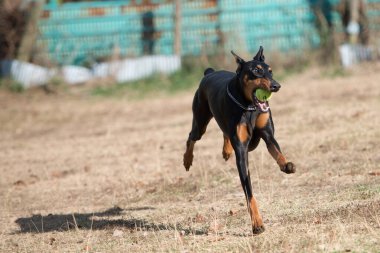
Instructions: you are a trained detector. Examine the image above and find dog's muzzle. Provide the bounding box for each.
[270,80,281,92]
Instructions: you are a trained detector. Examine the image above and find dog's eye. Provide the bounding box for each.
[252,67,264,77]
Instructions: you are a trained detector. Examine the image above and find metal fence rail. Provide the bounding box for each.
[36,0,380,65]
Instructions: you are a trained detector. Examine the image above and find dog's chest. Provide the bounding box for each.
[255,113,269,129]
[240,111,269,130]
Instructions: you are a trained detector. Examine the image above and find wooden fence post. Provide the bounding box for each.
[17,0,45,62]
[174,0,182,56]
[349,0,359,44]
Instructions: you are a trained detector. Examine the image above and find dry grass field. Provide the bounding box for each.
[0,65,380,252]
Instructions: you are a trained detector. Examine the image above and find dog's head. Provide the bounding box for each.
[231,46,280,103]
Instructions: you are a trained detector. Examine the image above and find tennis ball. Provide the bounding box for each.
[255,89,272,102]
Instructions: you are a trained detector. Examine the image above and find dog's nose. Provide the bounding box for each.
[270,80,281,92]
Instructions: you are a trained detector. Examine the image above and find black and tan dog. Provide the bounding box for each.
[183,46,295,234]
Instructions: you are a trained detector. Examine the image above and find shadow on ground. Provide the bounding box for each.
[15,206,207,235]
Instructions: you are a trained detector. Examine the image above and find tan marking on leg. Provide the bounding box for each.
[183,140,195,171]
[268,144,290,173]
[255,112,269,129]
[268,145,295,173]
[249,196,264,233]
[276,154,287,167]
[268,145,286,166]
[222,135,233,161]
[237,123,249,143]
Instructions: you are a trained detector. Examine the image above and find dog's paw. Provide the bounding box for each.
[252,225,265,235]
[281,162,296,174]
[222,151,231,161]
[183,153,193,171]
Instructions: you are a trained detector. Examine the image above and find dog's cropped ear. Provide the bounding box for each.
[231,50,245,65]
[253,46,265,62]
[231,50,245,75]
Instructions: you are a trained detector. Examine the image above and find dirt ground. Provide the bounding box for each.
[0,65,380,252]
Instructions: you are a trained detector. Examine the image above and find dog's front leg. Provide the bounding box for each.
[232,124,265,234]
[259,116,295,174]
[265,135,295,174]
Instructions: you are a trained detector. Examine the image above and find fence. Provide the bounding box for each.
[36,0,380,65]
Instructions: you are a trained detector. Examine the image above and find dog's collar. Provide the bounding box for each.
[226,84,270,112]
[227,84,256,111]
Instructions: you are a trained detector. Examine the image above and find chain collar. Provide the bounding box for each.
[226,83,256,111]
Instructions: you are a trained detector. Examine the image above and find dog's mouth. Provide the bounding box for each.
[253,90,270,112]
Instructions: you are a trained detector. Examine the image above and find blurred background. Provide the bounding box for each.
[0,0,379,91]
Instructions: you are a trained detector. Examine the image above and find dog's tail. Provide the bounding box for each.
[204,68,215,76]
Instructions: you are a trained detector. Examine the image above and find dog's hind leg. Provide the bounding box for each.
[183,90,212,171]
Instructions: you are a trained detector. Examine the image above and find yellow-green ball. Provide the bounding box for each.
[255,89,272,102]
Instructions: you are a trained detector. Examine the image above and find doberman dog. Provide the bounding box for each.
[183,46,295,234]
